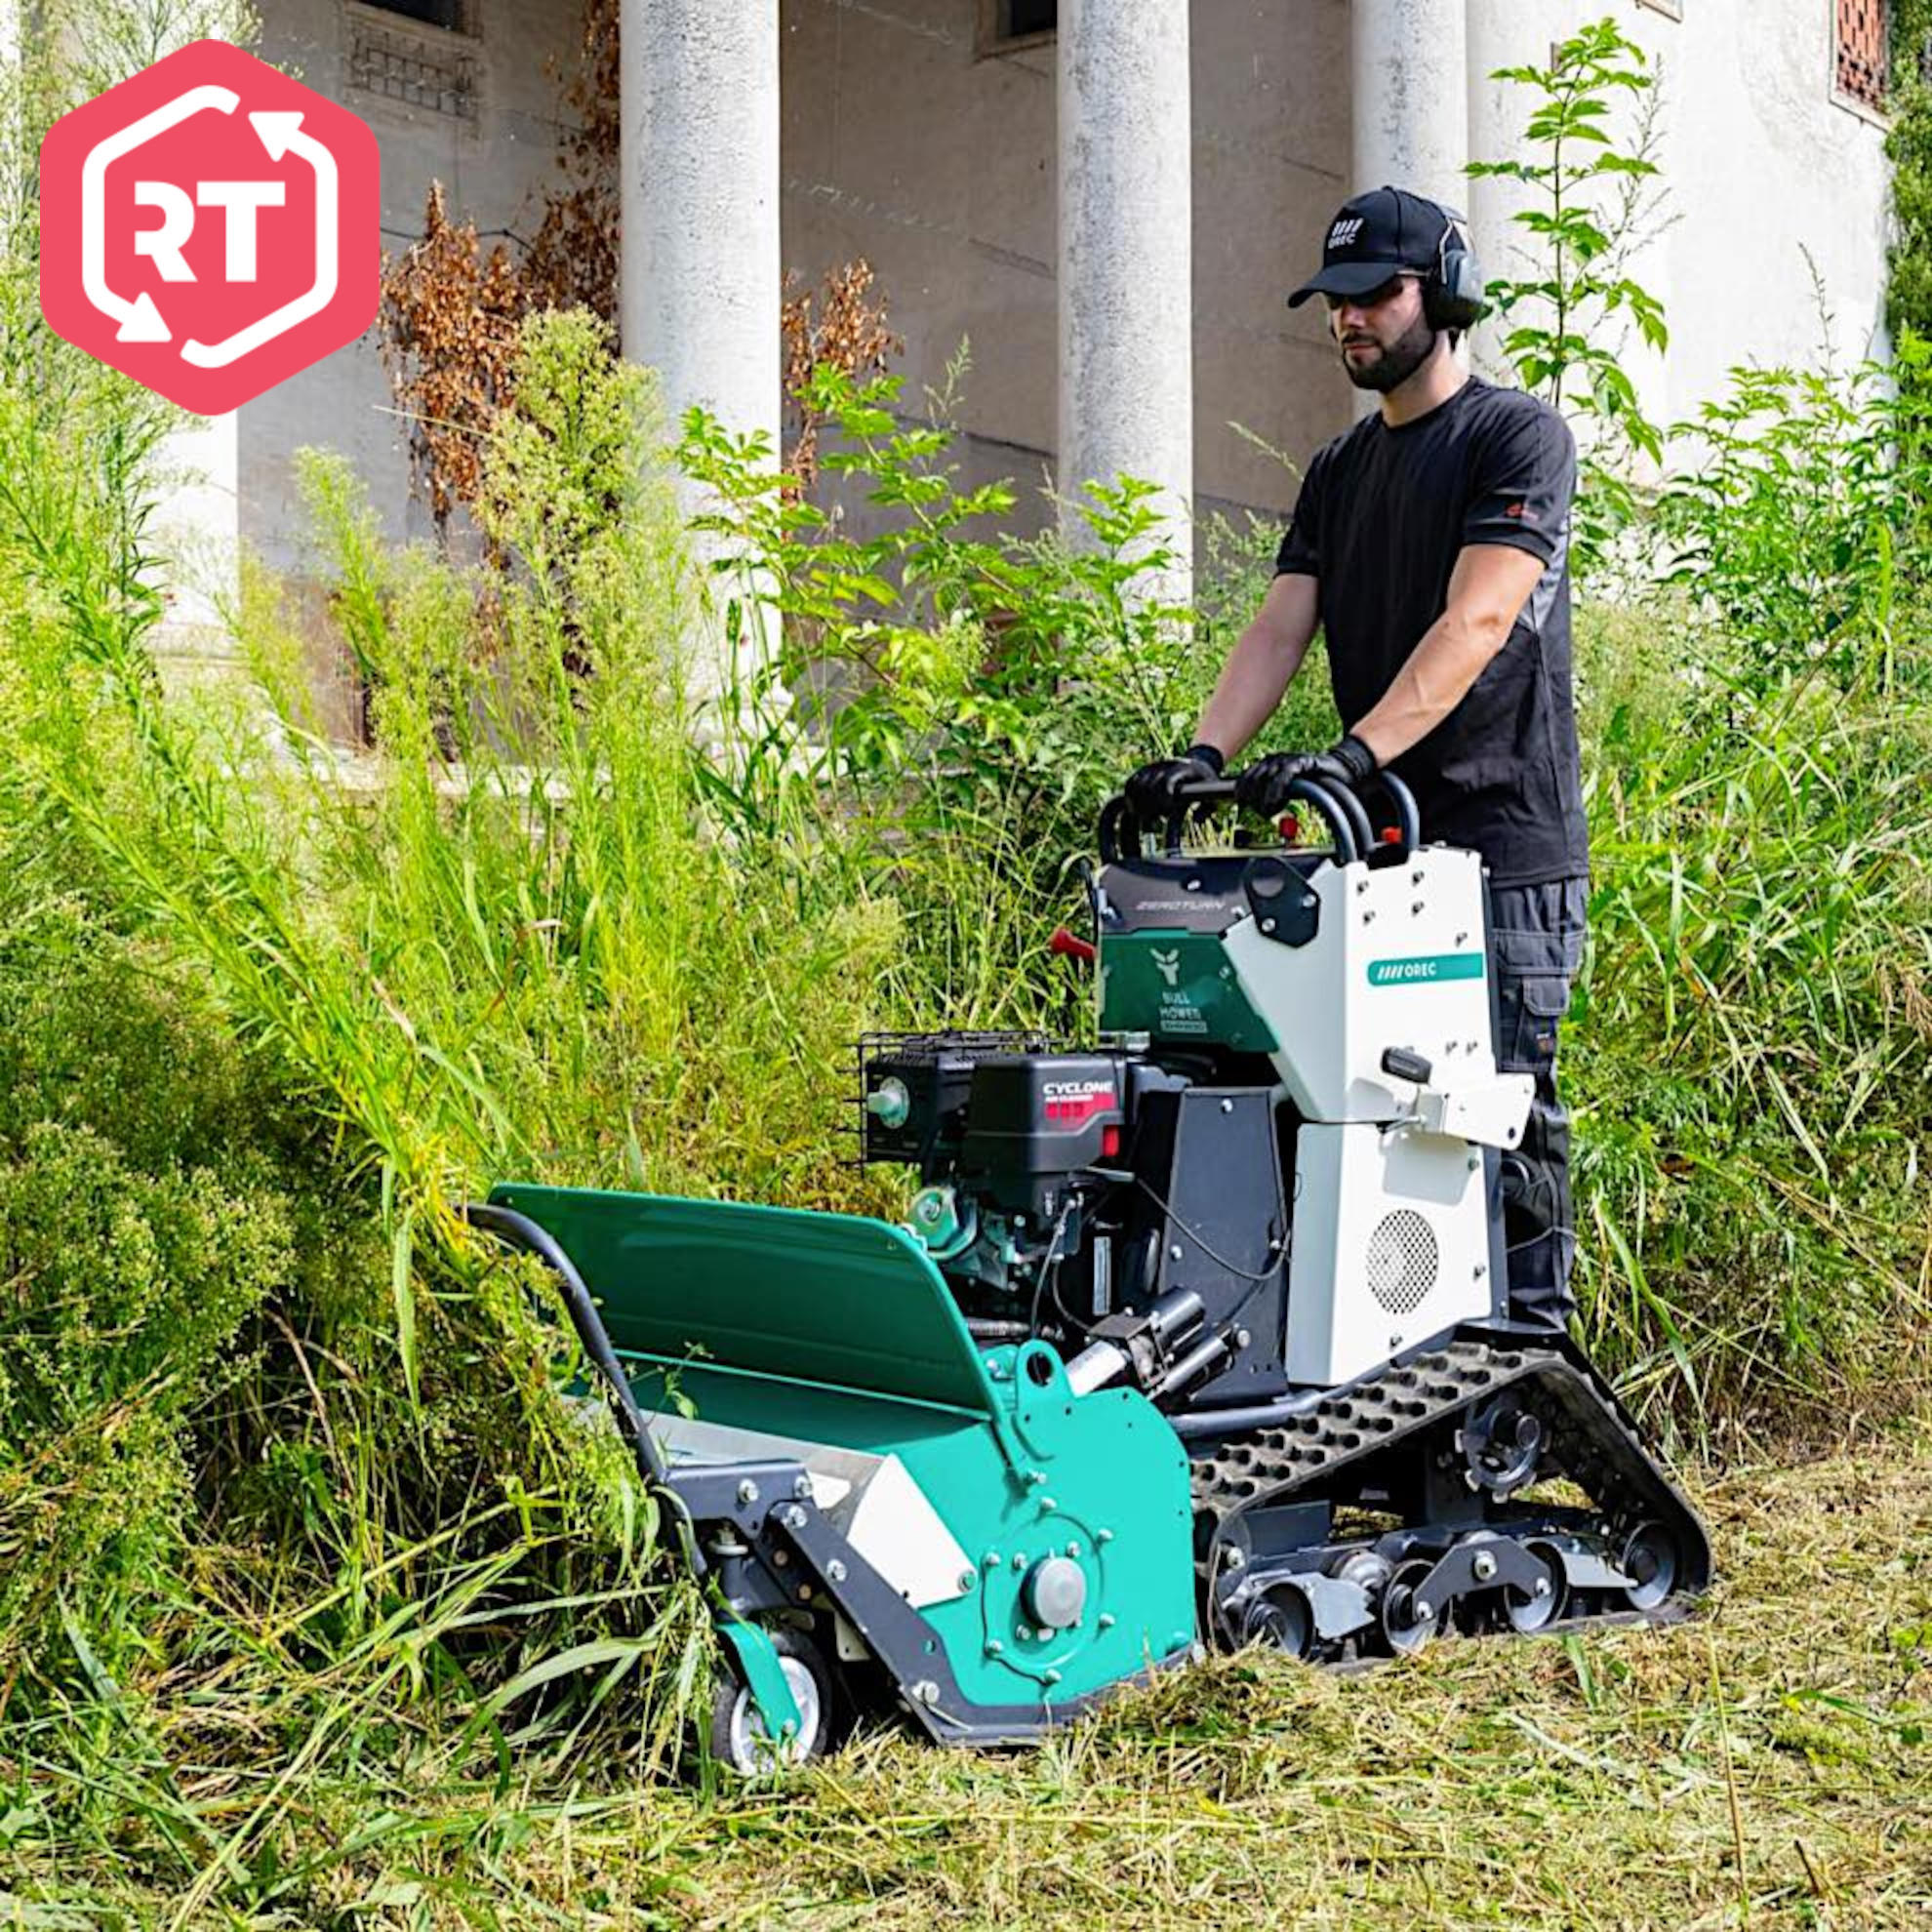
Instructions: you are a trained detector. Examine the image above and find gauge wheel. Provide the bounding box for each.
[708,1629,831,1774]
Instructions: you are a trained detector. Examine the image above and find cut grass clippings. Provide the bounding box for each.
[6,1420,1927,1930]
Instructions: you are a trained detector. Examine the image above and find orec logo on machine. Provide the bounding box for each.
[1366,952,1486,987]
[39,40,380,414]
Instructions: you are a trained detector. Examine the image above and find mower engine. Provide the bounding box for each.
[860,1031,1287,1409]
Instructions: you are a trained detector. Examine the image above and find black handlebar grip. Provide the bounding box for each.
[1380,1047,1434,1085]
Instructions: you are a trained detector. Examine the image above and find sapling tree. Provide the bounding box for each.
[1469,17,1670,570]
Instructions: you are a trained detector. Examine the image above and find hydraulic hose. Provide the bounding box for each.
[459,1200,707,1579]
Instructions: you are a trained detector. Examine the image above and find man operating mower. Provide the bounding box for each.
[1127,184,1586,1332]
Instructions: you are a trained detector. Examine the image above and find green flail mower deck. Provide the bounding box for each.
[467,1186,1198,1760]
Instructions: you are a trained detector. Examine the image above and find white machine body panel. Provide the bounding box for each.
[1288,1121,1493,1386]
[1223,845,1504,1124]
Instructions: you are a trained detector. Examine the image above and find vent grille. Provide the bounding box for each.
[1366,1210,1438,1315]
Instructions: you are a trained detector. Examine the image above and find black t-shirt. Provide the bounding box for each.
[1274,378,1588,887]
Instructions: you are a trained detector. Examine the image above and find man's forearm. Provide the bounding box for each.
[1195,620,1313,759]
[1349,545,1545,764]
[1348,608,1502,764]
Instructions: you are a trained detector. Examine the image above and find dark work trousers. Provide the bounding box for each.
[1489,877,1589,1330]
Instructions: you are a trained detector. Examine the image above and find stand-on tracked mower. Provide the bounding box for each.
[465,767,1710,1770]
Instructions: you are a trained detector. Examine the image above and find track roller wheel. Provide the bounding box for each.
[708,1630,831,1774]
[1503,1539,1566,1633]
[1380,1558,1437,1656]
[1619,1520,1680,1613]
[1242,1580,1317,1661]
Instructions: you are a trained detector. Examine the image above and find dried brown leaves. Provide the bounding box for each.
[377,0,899,529]
[377,181,525,535]
[782,259,905,491]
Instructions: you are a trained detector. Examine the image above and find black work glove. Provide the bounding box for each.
[1125,743,1225,823]
[1321,732,1380,788]
[1236,734,1378,815]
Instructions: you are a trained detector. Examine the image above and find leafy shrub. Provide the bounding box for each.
[1655,342,1932,692]
[679,365,1340,1026]
[0,890,305,1689]
[1469,17,1670,571]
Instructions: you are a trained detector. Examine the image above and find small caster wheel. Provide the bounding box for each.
[709,1630,831,1773]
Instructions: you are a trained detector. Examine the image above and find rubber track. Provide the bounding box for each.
[1188,1334,1712,1593]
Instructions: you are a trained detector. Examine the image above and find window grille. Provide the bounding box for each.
[1836,0,1890,112]
[347,14,479,120]
[363,0,465,29]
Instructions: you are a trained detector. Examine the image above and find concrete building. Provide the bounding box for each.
[163,0,1894,677]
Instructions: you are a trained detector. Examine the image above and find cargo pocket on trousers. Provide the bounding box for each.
[1511,972,1571,1069]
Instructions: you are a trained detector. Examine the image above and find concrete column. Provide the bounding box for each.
[620,0,780,687]
[1466,0,1535,376]
[621,0,780,463]
[1351,0,1469,209]
[1057,0,1191,600]
[1348,0,1470,411]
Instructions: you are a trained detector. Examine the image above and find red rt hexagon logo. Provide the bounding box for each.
[39,39,380,415]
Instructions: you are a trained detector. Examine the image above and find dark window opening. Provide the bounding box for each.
[364,0,464,31]
[1836,0,1890,112]
[984,0,1056,50]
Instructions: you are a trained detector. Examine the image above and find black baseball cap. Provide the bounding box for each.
[1287,185,1450,308]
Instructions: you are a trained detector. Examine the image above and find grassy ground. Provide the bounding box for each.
[18,1421,1921,1931]
[567,1428,1932,1931]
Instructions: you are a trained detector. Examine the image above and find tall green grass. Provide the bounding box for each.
[1,191,1930,1931]
[1571,605,1932,1442]
[0,311,888,1890]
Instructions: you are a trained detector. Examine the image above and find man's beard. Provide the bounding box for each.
[1341,313,1437,392]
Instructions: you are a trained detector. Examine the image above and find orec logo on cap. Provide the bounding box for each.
[1328,216,1366,251]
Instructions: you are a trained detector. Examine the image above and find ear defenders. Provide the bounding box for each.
[1424,206,1489,332]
